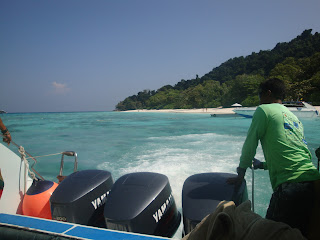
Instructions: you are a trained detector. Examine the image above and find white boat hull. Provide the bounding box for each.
[233,102,319,119]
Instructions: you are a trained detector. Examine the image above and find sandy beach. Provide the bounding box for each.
[125,107,237,115]
[125,106,320,116]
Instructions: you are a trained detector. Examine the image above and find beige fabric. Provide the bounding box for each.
[182,200,306,240]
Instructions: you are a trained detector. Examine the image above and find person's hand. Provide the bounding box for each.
[227,167,246,185]
[251,158,264,169]
[2,129,11,145]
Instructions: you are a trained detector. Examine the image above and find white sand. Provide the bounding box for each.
[124,107,236,114]
[124,106,320,115]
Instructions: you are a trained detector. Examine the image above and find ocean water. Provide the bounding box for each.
[2,112,320,235]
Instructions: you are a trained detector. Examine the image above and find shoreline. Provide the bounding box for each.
[124,106,320,115]
[124,107,236,115]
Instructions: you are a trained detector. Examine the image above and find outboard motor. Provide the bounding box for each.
[182,172,248,236]
[104,172,181,237]
[50,169,113,227]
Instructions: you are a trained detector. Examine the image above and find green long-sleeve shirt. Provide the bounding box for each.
[239,103,320,191]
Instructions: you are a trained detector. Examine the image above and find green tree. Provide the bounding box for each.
[224,74,264,106]
[115,30,320,110]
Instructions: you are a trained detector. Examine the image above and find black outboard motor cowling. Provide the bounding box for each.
[182,172,248,235]
[104,172,181,237]
[50,170,113,227]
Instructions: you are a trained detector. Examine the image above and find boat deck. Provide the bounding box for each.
[0,213,168,240]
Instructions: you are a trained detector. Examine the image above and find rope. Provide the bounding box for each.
[18,146,38,181]
[25,152,62,160]
[5,139,56,181]
[4,137,62,160]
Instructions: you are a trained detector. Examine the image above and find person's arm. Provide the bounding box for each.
[0,118,6,131]
[239,107,267,169]
[0,118,11,145]
[227,107,267,185]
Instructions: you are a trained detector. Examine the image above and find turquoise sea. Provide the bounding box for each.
[1,112,320,225]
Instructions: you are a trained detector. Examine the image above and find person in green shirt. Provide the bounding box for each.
[228,78,320,236]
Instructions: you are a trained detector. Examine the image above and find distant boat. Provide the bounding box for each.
[233,101,319,118]
[0,110,7,114]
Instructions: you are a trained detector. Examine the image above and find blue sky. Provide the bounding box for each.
[1,0,320,112]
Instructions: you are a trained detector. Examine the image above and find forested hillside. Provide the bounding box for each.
[115,29,320,111]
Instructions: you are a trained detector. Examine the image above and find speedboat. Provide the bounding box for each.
[0,110,7,114]
[0,142,248,239]
[233,101,319,118]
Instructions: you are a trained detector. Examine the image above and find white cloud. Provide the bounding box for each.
[52,81,70,94]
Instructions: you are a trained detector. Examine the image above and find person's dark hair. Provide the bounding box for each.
[259,78,286,100]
